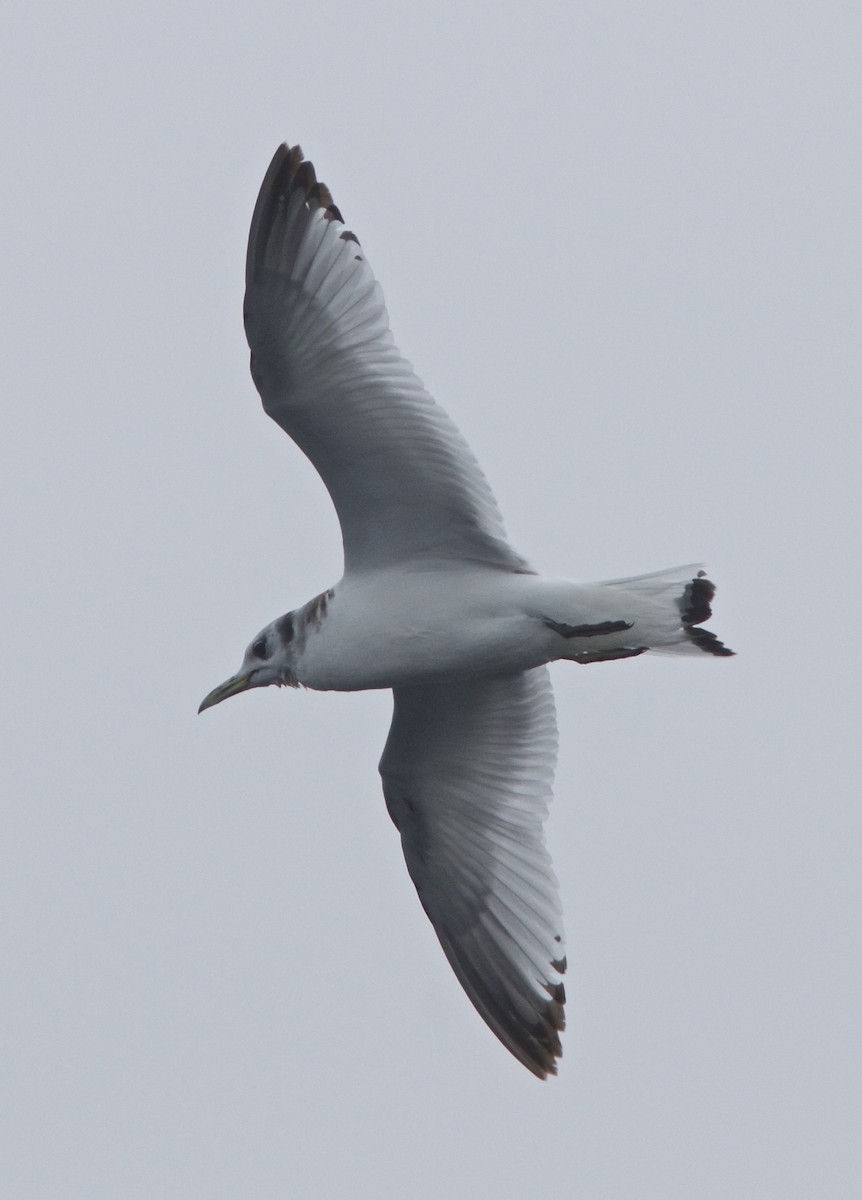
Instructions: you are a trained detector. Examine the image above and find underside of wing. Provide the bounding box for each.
[244,144,528,576]
[379,668,566,1078]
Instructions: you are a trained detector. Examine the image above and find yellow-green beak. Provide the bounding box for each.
[198,672,255,713]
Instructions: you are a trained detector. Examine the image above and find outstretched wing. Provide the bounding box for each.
[244,144,528,577]
[379,668,566,1078]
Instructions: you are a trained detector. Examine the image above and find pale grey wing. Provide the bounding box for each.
[244,144,529,577]
[379,668,566,1079]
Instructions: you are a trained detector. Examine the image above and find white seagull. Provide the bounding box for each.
[200,144,734,1078]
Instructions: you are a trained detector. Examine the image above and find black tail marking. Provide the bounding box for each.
[688,626,735,656]
[681,572,716,626]
[680,572,735,657]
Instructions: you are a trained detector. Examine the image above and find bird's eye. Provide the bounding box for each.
[251,638,268,659]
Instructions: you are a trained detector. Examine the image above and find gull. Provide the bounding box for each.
[199,144,734,1079]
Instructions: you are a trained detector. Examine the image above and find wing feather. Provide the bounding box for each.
[379,668,566,1078]
[244,144,529,576]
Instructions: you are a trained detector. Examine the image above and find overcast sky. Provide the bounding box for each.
[3,2,860,1196]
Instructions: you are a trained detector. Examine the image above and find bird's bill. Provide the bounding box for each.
[198,672,254,713]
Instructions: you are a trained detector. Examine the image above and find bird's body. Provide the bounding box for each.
[268,564,718,692]
[201,144,733,1078]
[293,565,541,690]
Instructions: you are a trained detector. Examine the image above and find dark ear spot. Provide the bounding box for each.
[251,638,268,659]
[276,613,295,644]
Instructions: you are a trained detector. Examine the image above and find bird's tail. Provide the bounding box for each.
[542,565,734,663]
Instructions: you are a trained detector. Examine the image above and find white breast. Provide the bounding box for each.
[294,566,554,692]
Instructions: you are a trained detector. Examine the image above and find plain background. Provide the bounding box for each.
[2,2,860,1196]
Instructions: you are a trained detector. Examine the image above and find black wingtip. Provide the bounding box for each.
[246,142,360,290]
[521,968,567,1081]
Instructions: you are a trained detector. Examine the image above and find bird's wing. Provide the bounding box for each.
[379,667,566,1078]
[244,144,529,577]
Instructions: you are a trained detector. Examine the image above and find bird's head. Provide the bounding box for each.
[198,613,298,713]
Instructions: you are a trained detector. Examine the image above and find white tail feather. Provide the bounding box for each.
[538,565,734,661]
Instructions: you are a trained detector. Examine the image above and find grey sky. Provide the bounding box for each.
[3,1,860,1196]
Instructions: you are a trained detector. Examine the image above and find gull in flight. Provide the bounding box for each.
[200,144,734,1078]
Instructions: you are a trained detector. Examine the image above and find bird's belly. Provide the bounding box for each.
[296,576,551,691]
